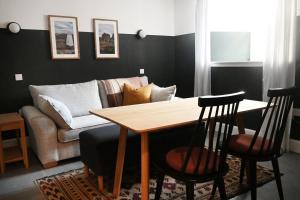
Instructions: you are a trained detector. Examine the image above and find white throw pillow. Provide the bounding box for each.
[151,84,177,102]
[38,95,73,129]
[29,80,102,117]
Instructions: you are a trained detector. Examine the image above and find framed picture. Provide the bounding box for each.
[93,19,119,59]
[48,15,80,59]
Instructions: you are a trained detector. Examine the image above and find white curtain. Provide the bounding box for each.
[194,0,211,97]
[263,0,296,151]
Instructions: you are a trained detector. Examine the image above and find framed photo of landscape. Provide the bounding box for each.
[93,19,119,59]
[48,15,80,59]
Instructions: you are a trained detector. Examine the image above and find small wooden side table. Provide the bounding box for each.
[0,113,29,173]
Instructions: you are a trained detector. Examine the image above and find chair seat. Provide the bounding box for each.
[166,147,219,175]
[229,134,272,156]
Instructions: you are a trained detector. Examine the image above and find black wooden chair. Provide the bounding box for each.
[153,91,245,200]
[227,87,296,200]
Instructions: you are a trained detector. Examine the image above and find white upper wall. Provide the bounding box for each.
[0,0,175,36]
[298,0,300,15]
[1,0,299,37]
[175,0,196,36]
[175,0,300,36]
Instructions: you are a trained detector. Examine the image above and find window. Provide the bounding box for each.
[208,0,272,63]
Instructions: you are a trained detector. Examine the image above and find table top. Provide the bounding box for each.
[0,113,23,125]
[91,97,268,133]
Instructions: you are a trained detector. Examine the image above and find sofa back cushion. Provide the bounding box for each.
[98,76,148,107]
[29,80,102,117]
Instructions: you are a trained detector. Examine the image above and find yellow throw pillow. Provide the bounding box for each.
[122,83,152,106]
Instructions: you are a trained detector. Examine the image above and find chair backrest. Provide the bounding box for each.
[248,87,296,156]
[180,91,245,175]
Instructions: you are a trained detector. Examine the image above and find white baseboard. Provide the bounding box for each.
[290,139,300,154]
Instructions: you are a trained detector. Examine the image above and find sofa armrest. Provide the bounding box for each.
[20,106,59,166]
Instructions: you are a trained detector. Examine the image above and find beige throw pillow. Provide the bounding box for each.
[151,84,177,102]
[38,95,73,129]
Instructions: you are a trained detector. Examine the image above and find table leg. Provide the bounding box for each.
[0,131,4,173]
[112,127,128,198]
[20,122,29,169]
[141,132,149,200]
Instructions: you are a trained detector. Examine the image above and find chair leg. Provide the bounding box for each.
[272,158,284,200]
[210,179,217,199]
[240,159,246,184]
[186,182,194,200]
[97,176,104,192]
[83,165,89,177]
[154,173,165,200]
[249,160,257,200]
[218,177,227,200]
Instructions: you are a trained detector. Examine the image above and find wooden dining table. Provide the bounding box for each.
[90,97,269,200]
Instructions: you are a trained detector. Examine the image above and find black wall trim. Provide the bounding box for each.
[0,29,175,113]
[295,16,300,108]
[2,27,300,132]
[175,33,195,97]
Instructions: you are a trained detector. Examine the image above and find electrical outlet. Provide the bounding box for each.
[15,74,23,81]
[140,69,144,74]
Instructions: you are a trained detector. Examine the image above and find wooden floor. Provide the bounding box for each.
[0,150,300,200]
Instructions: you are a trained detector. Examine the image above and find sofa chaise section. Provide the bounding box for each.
[21,105,113,168]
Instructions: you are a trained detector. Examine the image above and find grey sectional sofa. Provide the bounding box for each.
[21,76,149,168]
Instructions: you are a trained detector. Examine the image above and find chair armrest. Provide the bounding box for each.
[20,106,59,165]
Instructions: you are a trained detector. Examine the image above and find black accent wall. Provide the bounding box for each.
[211,66,263,129]
[0,29,175,113]
[1,27,300,133]
[175,33,195,97]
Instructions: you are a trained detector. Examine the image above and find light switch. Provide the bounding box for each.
[15,74,23,81]
[140,69,144,74]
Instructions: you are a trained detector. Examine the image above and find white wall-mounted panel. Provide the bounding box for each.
[0,0,175,36]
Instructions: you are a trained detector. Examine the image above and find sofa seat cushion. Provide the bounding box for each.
[29,80,102,117]
[58,115,112,143]
[70,115,110,129]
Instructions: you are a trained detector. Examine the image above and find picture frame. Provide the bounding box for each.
[93,18,119,59]
[48,15,80,59]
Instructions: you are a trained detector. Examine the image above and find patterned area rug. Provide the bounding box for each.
[35,157,275,200]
